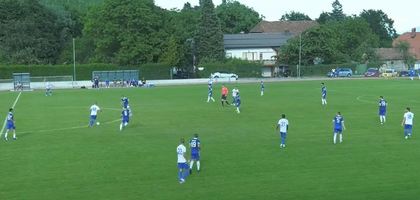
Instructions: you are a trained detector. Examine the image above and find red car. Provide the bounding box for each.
[364,68,380,77]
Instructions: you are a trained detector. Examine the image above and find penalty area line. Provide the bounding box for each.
[0,92,22,135]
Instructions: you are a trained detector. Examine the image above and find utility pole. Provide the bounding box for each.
[73,38,76,84]
[298,33,302,78]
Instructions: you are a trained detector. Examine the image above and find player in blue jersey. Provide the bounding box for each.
[121,96,129,108]
[378,96,387,125]
[4,108,17,141]
[260,80,265,96]
[177,138,189,184]
[89,103,101,127]
[333,112,346,144]
[189,134,201,174]
[235,93,241,114]
[121,96,132,117]
[120,108,130,131]
[321,83,327,106]
[207,82,215,102]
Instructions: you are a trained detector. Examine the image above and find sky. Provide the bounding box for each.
[154,0,420,34]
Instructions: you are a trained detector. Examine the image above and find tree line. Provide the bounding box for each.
[0,0,399,68]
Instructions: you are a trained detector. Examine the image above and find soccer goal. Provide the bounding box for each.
[92,70,140,88]
[13,73,32,91]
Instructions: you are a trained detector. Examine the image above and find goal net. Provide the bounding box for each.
[13,73,31,91]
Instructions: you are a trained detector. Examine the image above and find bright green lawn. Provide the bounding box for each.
[0,79,419,200]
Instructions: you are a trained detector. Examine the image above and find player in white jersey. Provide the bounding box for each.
[402,107,414,139]
[260,80,265,96]
[232,88,239,106]
[45,82,53,96]
[276,114,289,148]
[321,83,327,106]
[89,103,101,127]
[177,138,189,184]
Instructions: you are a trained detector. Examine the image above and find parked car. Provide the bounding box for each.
[364,68,380,77]
[210,72,238,80]
[172,69,191,79]
[399,70,410,77]
[381,69,398,77]
[327,68,353,77]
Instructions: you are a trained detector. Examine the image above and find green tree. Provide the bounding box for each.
[331,0,345,21]
[317,0,346,24]
[281,17,379,65]
[395,41,416,68]
[280,11,312,21]
[360,9,397,47]
[84,0,168,65]
[216,0,261,33]
[160,36,181,66]
[0,0,69,64]
[196,0,224,62]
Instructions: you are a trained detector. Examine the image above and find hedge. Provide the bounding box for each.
[0,63,172,80]
[0,61,262,80]
[289,63,359,77]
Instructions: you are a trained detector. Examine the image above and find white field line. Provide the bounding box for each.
[1,92,22,135]
[356,95,377,104]
[18,118,121,135]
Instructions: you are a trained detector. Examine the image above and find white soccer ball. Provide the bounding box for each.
[96,122,100,125]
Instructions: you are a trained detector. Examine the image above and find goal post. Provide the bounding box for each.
[13,73,31,91]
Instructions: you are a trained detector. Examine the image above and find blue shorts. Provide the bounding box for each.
[379,109,386,116]
[6,121,15,129]
[322,95,326,99]
[236,101,241,107]
[404,125,413,133]
[177,163,189,169]
[334,128,342,134]
[122,117,129,123]
[191,152,200,160]
[90,115,97,120]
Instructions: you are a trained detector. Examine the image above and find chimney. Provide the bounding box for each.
[411,28,416,38]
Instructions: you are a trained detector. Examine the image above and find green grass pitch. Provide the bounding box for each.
[0,79,419,200]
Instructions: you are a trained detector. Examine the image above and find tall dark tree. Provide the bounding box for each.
[280,11,312,21]
[331,0,345,21]
[360,9,397,47]
[317,0,346,24]
[0,0,69,64]
[196,0,224,62]
[216,0,261,33]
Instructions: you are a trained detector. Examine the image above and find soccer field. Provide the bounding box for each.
[0,79,419,200]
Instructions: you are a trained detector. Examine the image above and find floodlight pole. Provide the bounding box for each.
[298,33,302,78]
[73,38,76,84]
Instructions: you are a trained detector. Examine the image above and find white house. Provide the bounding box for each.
[223,21,319,77]
[223,33,292,77]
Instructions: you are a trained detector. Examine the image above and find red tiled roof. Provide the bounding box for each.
[250,20,318,35]
[393,32,420,59]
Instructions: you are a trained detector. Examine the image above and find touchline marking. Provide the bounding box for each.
[18,118,121,135]
[0,92,22,135]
